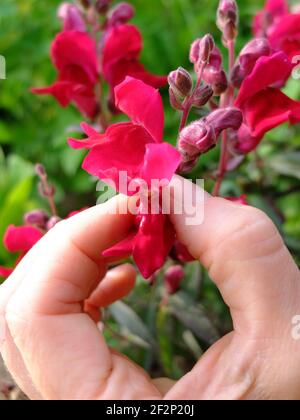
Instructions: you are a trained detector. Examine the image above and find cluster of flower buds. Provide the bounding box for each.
[168,66,214,111]
[178,107,243,173]
[164,265,185,295]
[231,38,271,88]
[190,37,228,96]
[217,0,239,46]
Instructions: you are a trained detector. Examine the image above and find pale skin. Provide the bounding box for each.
[0,176,300,400]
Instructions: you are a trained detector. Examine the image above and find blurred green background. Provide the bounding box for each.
[0,0,300,379]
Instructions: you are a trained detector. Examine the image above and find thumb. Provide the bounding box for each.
[169,176,300,337]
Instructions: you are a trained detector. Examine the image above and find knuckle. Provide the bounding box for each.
[206,205,283,272]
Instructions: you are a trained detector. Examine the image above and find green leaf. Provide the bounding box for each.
[156,306,174,377]
[109,301,155,347]
[267,152,300,180]
[169,291,220,345]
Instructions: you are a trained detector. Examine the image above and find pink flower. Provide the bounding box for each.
[254,0,300,60]
[32,31,99,119]
[69,77,181,278]
[0,225,43,279]
[234,51,300,153]
[102,24,167,109]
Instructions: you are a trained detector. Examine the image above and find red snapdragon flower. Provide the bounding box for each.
[0,225,44,279]
[69,77,181,278]
[32,31,99,119]
[254,0,300,60]
[0,210,86,280]
[234,51,300,153]
[102,24,167,109]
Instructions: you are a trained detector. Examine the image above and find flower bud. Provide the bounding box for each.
[47,216,62,231]
[95,0,112,14]
[231,38,271,88]
[205,107,243,134]
[190,39,201,64]
[24,210,49,229]
[58,3,86,32]
[217,0,238,43]
[179,121,216,165]
[165,265,185,295]
[107,2,135,26]
[217,0,238,28]
[192,84,213,108]
[203,68,228,95]
[169,88,184,111]
[178,108,243,173]
[190,35,215,66]
[35,163,46,177]
[168,67,193,98]
[199,34,215,63]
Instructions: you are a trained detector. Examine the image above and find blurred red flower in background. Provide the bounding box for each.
[0,225,44,279]
[234,51,300,153]
[254,0,300,60]
[32,31,99,119]
[102,24,167,110]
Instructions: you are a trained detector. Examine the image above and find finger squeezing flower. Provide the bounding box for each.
[69,77,182,279]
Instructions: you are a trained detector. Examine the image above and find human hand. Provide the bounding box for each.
[1,178,300,400]
[164,176,300,400]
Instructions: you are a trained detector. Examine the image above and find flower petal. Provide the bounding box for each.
[68,123,105,150]
[102,24,142,81]
[102,232,136,259]
[0,266,13,279]
[4,225,44,254]
[115,77,164,142]
[82,123,153,192]
[133,214,175,279]
[140,143,181,185]
[51,31,98,84]
[32,81,74,107]
[32,79,98,119]
[242,88,300,138]
[235,52,292,108]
